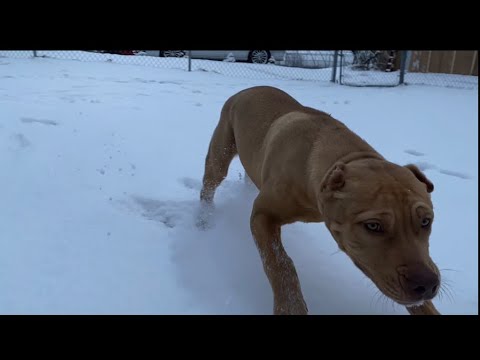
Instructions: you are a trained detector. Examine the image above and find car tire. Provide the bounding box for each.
[248,50,271,64]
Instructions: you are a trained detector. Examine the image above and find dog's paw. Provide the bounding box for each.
[195,202,215,230]
[195,216,213,231]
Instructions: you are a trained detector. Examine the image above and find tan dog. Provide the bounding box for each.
[199,86,441,315]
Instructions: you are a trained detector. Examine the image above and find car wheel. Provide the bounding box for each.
[248,50,271,64]
[160,50,186,58]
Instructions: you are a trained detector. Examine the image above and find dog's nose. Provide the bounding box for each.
[400,265,440,300]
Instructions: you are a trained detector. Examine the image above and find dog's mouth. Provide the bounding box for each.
[351,259,396,298]
[375,284,428,307]
[351,258,434,306]
[366,275,434,307]
[398,300,426,308]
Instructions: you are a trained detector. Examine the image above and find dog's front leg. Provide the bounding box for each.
[406,300,441,315]
[250,200,308,315]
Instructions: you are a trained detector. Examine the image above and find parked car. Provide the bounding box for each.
[93,50,140,55]
[283,51,355,69]
[140,50,286,64]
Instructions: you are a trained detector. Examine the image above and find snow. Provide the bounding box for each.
[0,53,477,315]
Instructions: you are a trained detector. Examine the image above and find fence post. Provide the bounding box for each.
[331,50,338,83]
[338,51,344,85]
[399,51,407,85]
[33,51,37,57]
[188,50,192,72]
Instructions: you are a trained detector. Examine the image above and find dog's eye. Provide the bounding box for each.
[364,222,383,233]
[421,218,431,228]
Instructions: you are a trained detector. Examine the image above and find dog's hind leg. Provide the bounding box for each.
[197,116,237,230]
[200,118,237,205]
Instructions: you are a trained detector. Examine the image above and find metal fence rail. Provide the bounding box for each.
[0,50,477,89]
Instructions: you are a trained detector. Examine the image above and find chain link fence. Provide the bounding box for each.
[1,50,191,70]
[338,50,402,87]
[0,50,335,82]
[1,50,477,89]
[337,50,478,89]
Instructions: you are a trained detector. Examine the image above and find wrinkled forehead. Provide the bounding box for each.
[342,180,434,217]
[346,161,431,197]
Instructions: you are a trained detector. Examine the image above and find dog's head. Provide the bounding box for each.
[318,159,440,307]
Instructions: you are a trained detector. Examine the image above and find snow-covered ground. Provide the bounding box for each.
[0,54,477,315]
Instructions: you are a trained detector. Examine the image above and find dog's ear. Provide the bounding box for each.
[321,163,346,192]
[405,164,434,193]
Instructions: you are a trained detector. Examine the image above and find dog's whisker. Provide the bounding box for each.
[437,288,444,302]
[329,249,342,256]
[440,282,455,304]
[369,290,377,310]
[440,277,455,289]
[374,290,385,311]
[440,277,454,285]
[440,268,460,273]
[373,291,380,309]
[365,277,377,289]
[388,297,397,312]
[380,296,385,312]
[372,289,385,311]
[374,286,391,313]
[382,294,390,313]
[438,285,450,303]
[375,291,383,311]
[438,288,448,303]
